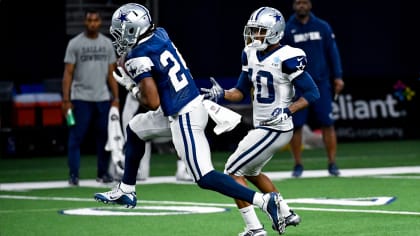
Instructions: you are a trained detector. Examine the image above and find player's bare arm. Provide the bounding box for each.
[224,88,244,102]
[139,76,160,110]
[288,96,309,114]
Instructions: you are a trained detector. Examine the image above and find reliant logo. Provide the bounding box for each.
[332,94,405,120]
[332,80,415,121]
[393,80,415,101]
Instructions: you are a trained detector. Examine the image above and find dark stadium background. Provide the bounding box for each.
[0,0,418,156]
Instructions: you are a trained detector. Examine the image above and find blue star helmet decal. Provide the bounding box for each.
[273,13,282,22]
[117,11,129,23]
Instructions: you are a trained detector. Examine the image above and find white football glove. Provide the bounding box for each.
[200,77,225,103]
[113,66,139,97]
[260,108,292,126]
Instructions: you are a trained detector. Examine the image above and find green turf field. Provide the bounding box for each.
[1,140,419,235]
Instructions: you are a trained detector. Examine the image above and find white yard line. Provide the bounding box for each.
[0,166,419,191]
[1,195,420,216]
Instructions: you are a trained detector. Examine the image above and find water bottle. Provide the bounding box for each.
[66,109,76,126]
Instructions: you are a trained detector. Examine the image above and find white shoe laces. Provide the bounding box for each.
[104,185,122,196]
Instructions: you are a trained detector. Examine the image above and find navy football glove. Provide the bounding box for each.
[200,77,225,103]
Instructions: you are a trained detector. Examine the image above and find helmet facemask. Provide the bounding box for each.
[244,26,270,51]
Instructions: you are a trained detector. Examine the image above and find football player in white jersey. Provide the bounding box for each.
[201,7,320,235]
[94,3,289,233]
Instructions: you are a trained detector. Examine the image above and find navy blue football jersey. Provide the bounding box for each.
[124,27,199,116]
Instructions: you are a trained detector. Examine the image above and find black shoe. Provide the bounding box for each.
[292,164,304,177]
[328,163,340,176]
[68,175,79,186]
[96,174,114,183]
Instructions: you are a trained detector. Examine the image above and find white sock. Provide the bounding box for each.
[239,205,263,230]
[278,195,292,217]
[252,192,265,208]
[253,193,292,217]
[119,182,135,193]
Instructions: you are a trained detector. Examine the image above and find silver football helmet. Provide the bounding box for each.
[110,3,154,56]
[243,7,285,51]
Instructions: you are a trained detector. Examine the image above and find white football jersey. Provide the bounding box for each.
[242,45,306,131]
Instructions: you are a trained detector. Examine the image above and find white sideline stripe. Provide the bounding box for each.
[0,195,396,207]
[1,195,420,216]
[265,166,420,179]
[0,166,419,191]
[293,207,420,216]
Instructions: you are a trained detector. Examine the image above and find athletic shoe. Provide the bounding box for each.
[68,175,79,186]
[238,227,267,236]
[291,164,304,177]
[285,210,301,227]
[328,163,340,176]
[96,173,114,183]
[261,192,285,234]
[94,184,137,208]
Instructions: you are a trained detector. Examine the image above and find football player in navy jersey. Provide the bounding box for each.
[94,3,287,233]
[201,6,319,235]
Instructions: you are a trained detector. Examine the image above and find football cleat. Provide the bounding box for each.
[94,184,137,208]
[285,210,301,227]
[261,192,286,234]
[238,227,267,236]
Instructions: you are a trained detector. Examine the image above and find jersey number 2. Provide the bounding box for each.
[160,48,188,92]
